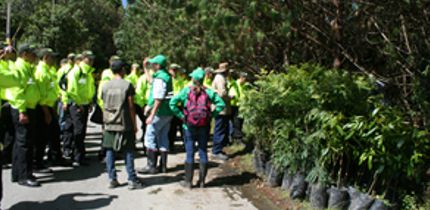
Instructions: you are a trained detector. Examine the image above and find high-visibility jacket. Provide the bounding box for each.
[6,58,41,112]
[35,61,59,108]
[134,74,150,107]
[0,60,21,115]
[173,75,189,95]
[125,71,139,88]
[228,78,240,107]
[63,62,95,105]
[97,68,114,107]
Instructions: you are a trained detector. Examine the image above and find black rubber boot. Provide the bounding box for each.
[198,162,208,188]
[159,151,168,173]
[180,163,194,189]
[137,149,158,174]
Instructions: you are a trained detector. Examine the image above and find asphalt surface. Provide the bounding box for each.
[2,121,258,210]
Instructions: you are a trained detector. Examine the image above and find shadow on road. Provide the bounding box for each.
[38,161,105,184]
[205,172,257,188]
[8,193,118,210]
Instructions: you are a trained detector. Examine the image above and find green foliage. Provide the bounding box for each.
[241,63,430,203]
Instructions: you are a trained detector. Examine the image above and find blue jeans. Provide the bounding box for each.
[212,115,230,154]
[144,116,173,151]
[105,149,137,181]
[184,126,210,164]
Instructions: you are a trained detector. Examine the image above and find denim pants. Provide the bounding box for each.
[144,116,173,151]
[105,149,137,181]
[184,126,210,164]
[212,115,230,154]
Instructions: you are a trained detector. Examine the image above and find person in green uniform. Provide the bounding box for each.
[169,68,225,188]
[62,51,96,166]
[101,60,144,190]
[34,48,67,168]
[230,72,248,140]
[125,63,140,88]
[138,54,174,175]
[8,43,41,187]
[203,67,214,88]
[0,44,21,206]
[168,63,189,150]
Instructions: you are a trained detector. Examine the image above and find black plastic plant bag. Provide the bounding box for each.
[289,172,307,199]
[328,186,350,210]
[348,187,374,210]
[310,183,328,209]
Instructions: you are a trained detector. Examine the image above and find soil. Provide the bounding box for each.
[222,144,307,210]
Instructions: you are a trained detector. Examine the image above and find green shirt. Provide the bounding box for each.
[169,85,225,130]
[35,61,59,107]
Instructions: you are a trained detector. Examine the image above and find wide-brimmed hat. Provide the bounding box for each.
[214,62,229,73]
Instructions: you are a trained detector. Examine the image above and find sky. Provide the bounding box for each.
[121,0,128,9]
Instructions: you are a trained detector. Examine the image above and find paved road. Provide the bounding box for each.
[2,121,258,210]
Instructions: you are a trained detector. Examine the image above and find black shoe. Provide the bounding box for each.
[212,153,229,161]
[109,179,120,189]
[18,179,41,187]
[63,150,72,159]
[128,180,145,190]
[180,163,194,189]
[197,163,208,188]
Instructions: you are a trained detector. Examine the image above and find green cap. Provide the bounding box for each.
[149,54,167,68]
[75,54,83,60]
[82,50,95,59]
[110,55,120,62]
[37,48,58,58]
[67,53,76,59]
[189,67,206,82]
[132,63,140,68]
[170,63,187,73]
[17,43,37,54]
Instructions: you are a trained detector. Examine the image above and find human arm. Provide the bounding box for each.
[208,89,226,118]
[169,87,188,120]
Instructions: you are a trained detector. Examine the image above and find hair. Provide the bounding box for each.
[111,61,124,74]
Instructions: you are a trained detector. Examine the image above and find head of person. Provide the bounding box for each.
[204,67,214,79]
[169,63,182,78]
[148,54,167,71]
[214,62,229,76]
[0,44,16,61]
[74,54,83,64]
[239,72,248,84]
[38,48,58,66]
[111,60,126,77]
[189,67,206,89]
[60,58,68,67]
[131,63,140,73]
[67,53,76,64]
[109,55,120,65]
[17,43,37,64]
[82,50,95,66]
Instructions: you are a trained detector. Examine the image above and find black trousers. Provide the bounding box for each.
[62,104,89,163]
[34,106,47,166]
[35,107,62,164]
[231,106,244,139]
[1,103,15,164]
[135,104,146,140]
[11,108,37,181]
[168,116,183,149]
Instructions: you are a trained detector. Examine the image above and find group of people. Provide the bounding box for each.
[0,42,249,206]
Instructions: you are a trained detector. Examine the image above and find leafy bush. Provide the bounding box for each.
[241,63,430,205]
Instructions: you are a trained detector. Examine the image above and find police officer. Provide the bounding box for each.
[62,51,96,166]
[8,43,41,187]
[0,44,21,203]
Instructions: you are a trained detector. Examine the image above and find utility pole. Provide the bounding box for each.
[6,0,12,45]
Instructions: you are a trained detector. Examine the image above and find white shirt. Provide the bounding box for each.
[152,78,167,99]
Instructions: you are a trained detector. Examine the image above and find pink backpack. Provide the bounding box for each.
[184,86,212,127]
